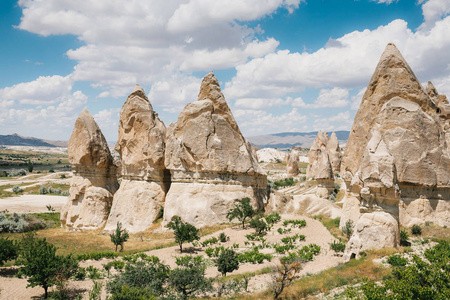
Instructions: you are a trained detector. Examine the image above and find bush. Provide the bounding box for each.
[74,267,87,280]
[61,190,69,196]
[270,178,297,190]
[330,240,346,253]
[0,238,18,266]
[216,248,239,276]
[411,224,422,236]
[387,254,408,267]
[0,213,46,233]
[201,237,218,247]
[49,169,55,173]
[265,212,281,225]
[250,217,268,235]
[39,186,48,195]
[110,222,129,252]
[12,185,24,194]
[346,240,450,299]
[27,160,33,173]
[107,256,169,298]
[7,169,27,177]
[281,234,305,244]
[17,233,78,299]
[226,197,255,229]
[272,253,302,299]
[238,248,273,264]
[277,227,291,234]
[167,216,199,253]
[76,251,119,261]
[168,256,212,299]
[60,174,66,179]
[282,219,307,228]
[400,229,410,246]
[218,232,229,243]
[341,220,354,239]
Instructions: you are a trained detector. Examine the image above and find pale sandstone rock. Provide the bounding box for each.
[286,150,300,177]
[105,85,168,233]
[256,148,285,163]
[344,211,399,261]
[163,72,267,227]
[61,109,119,230]
[307,131,334,198]
[340,43,450,253]
[327,132,341,174]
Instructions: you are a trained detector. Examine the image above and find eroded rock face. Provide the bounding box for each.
[163,72,267,227]
[61,109,119,230]
[344,212,399,261]
[341,43,450,258]
[327,132,341,174]
[306,131,334,198]
[105,85,167,233]
[286,150,300,177]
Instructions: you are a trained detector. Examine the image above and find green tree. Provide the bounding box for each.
[167,216,199,253]
[106,256,169,297]
[168,256,212,299]
[250,216,268,235]
[0,238,18,266]
[27,160,33,173]
[110,222,130,252]
[16,233,78,299]
[216,248,239,276]
[226,197,255,229]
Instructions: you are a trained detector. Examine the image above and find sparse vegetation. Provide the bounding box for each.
[110,222,130,252]
[226,197,256,229]
[330,240,346,253]
[167,216,199,252]
[341,220,354,239]
[411,224,422,236]
[271,252,303,299]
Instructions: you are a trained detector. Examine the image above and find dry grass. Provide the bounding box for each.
[2,222,231,257]
[420,224,450,241]
[313,216,344,240]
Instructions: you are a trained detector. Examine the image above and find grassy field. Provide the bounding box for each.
[0,148,69,172]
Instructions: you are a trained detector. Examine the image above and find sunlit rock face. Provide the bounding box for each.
[340,43,450,259]
[163,72,267,227]
[104,85,168,233]
[61,109,119,230]
[286,150,300,177]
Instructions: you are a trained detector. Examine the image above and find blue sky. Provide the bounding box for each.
[1,0,449,141]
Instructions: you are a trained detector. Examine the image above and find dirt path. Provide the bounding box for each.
[0,195,68,213]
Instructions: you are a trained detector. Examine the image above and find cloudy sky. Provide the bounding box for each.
[1,0,449,141]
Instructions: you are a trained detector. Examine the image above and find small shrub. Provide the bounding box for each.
[265,212,281,225]
[12,185,24,194]
[250,217,268,235]
[39,186,48,195]
[411,224,422,236]
[86,266,103,280]
[75,267,87,280]
[88,281,102,300]
[238,248,273,264]
[281,234,305,244]
[330,240,346,253]
[7,169,27,177]
[49,169,55,173]
[341,220,354,239]
[201,237,219,247]
[0,238,18,266]
[387,254,408,267]
[110,222,129,252]
[218,232,229,243]
[400,230,409,246]
[277,227,291,234]
[60,174,66,179]
[282,219,307,228]
[61,190,69,196]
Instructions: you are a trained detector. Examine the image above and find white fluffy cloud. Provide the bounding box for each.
[224,16,450,104]
[292,88,349,108]
[17,0,292,105]
[420,0,450,29]
[0,75,73,105]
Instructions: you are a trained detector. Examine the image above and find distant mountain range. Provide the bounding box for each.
[247,130,350,149]
[0,131,350,150]
[0,134,68,147]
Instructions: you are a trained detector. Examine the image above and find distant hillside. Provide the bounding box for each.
[0,134,68,147]
[247,130,350,149]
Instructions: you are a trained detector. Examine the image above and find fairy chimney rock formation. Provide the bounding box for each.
[61,109,119,230]
[163,72,267,227]
[341,43,450,259]
[327,132,341,174]
[286,150,300,177]
[306,131,334,198]
[104,84,168,233]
